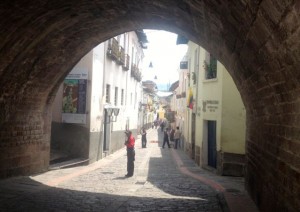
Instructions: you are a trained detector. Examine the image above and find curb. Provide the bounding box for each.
[170,149,258,212]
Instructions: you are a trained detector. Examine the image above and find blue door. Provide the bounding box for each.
[208,121,217,168]
[191,114,196,159]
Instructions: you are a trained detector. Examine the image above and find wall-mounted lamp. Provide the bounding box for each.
[113,108,120,116]
[106,108,113,116]
[111,108,120,122]
[105,107,120,123]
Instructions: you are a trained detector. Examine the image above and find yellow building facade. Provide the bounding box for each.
[182,42,246,176]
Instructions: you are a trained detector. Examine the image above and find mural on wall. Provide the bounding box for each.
[63,79,79,113]
[62,68,88,124]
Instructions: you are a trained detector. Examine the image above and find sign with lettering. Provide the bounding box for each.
[202,100,219,113]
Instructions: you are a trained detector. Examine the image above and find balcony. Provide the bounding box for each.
[181,92,186,98]
[131,63,137,77]
[122,54,130,71]
[130,64,142,82]
[136,71,142,82]
[117,46,125,65]
[107,38,119,61]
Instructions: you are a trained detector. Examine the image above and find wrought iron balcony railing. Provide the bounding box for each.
[123,54,130,71]
[117,46,125,65]
[107,38,119,61]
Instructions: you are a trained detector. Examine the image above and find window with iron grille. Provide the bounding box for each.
[114,87,118,106]
[121,89,124,106]
[204,53,217,80]
[106,84,111,103]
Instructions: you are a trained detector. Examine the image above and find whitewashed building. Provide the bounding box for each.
[51,31,147,163]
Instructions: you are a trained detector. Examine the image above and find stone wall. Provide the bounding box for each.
[217,152,245,177]
[51,122,89,159]
[0,1,300,210]
[0,110,51,178]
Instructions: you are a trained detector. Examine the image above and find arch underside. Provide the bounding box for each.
[0,1,300,211]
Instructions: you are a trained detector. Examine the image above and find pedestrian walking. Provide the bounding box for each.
[160,121,165,132]
[170,128,175,142]
[174,126,181,149]
[162,128,171,148]
[154,120,158,129]
[141,128,147,148]
[124,130,135,177]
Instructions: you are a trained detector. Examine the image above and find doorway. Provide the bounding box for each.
[207,120,217,168]
[191,113,196,159]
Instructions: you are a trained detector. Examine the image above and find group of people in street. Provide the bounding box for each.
[162,126,181,149]
[124,123,181,178]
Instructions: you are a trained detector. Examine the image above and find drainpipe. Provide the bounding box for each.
[97,41,107,160]
[125,33,129,129]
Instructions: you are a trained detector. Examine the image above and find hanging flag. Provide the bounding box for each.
[187,88,193,109]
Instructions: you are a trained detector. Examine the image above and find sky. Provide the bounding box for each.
[141,30,188,91]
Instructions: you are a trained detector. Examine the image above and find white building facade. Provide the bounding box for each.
[51,31,146,163]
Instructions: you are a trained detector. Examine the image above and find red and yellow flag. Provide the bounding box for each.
[187,88,193,109]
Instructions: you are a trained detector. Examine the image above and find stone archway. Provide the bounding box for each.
[1,1,299,211]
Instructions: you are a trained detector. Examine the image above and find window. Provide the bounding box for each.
[106,84,111,103]
[121,89,124,106]
[180,61,188,69]
[205,53,217,79]
[114,87,118,106]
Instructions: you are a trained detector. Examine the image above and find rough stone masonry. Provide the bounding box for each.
[0,1,300,211]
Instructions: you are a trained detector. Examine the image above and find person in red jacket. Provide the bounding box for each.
[124,130,135,177]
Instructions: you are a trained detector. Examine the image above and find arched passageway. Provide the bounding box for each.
[0,1,299,211]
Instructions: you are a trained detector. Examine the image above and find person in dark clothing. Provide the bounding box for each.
[124,130,135,177]
[170,128,175,142]
[174,126,181,149]
[141,128,147,148]
[160,121,165,132]
[154,120,158,129]
[162,128,171,148]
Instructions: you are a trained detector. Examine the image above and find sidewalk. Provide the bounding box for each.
[146,128,258,212]
[171,145,258,212]
[0,128,258,211]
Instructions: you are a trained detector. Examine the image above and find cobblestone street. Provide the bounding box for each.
[0,128,257,211]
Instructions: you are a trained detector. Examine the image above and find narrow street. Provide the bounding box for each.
[0,128,257,212]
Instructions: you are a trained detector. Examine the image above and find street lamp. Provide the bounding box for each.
[113,108,120,116]
[106,108,113,116]
[105,107,120,123]
[105,108,113,123]
[111,108,120,122]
